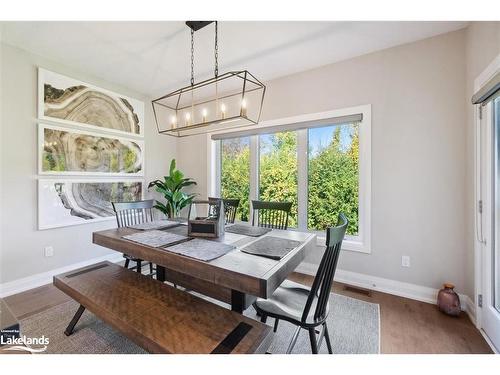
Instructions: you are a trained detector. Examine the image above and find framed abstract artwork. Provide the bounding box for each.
[38,123,145,176]
[38,179,144,230]
[38,68,145,137]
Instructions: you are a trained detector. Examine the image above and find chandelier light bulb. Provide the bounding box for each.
[185,112,191,126]
[240,99,247,117]
[220,103,226,119]
[202,108,208,123]
[170,115,177,128]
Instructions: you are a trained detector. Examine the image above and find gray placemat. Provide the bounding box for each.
[122,230,188,248]
[225,224,272,237]
[240,236,301,260]
[128,220,180,231]
[163,239,235,261]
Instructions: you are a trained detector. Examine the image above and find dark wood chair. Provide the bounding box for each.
[208,197,240,224]
[253,213,348,354]
[251,200,292,230]
[112,200,155,276]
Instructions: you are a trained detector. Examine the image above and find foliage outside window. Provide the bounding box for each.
[259,132,298,227]
[308,124,359,235]
[220,137,250,221]
[218,122,360,237]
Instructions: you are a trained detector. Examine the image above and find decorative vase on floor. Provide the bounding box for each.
[437,283,461,316]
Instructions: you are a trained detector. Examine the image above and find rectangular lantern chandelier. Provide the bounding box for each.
[152,22,266,137]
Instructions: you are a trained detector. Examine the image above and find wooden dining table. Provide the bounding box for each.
[93,224,316,313]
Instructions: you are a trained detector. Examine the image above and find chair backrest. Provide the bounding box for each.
[251,200,292,230]
[301,213,348,323]
[208,197,240,224]
[223,198,240,224]
[112,200,155,228]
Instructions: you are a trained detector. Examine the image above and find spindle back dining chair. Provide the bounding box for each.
[208,197,240,224]
[251,200,292,230]
[253,213,348,354]
[112,200,156,276]
[223,198,240,224]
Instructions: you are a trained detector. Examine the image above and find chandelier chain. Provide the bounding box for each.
[190,29,195,86]
[214,21,219,78]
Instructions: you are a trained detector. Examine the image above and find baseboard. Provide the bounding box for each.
[462,295,476,324]
[296,261,476,319]
[479,328,500,354]
[0,253,124,297]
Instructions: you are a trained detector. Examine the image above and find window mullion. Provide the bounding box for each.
[297,129,308,231]
[249,135,259,223]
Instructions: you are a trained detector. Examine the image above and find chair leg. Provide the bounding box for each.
[308,328,319,354]
[273,318,279,333]
[286,326,301,354]
[260,314,267,323]
[136,260,142,273]
[124,259,130,269]
[324,323,333,354]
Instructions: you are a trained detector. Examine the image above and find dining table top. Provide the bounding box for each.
[93,224,316,300]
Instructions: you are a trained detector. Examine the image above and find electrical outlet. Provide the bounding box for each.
[44,246,54,257]
[401,255,410,268]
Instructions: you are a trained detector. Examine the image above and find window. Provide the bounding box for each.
[220,137,250,221]
[308,124,359,236]
[211,106,371,253]
[259,132,298,227]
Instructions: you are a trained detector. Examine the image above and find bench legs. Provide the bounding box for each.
[64,304,85,336]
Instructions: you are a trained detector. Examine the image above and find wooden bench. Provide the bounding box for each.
[53,261,273,354]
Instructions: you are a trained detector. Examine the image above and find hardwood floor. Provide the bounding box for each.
[290,273,493,354]
[3,272,493,354]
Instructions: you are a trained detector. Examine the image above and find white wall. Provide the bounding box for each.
[0,43,176,284]
[178,29,470,295]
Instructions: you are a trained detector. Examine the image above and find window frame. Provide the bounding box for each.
[208,104,371,254]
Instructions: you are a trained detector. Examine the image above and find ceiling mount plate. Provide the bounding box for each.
[186,21,214,32]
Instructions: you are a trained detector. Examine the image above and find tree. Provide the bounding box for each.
[308,125,359,234]
[219,124,359,235]
[259,132,298,227]
[221,138,251,221]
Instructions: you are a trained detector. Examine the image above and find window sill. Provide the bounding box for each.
[316,235,371,254]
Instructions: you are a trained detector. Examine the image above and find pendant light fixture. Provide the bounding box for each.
[152,21,266,137]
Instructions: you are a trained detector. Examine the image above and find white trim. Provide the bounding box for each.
[480,328,500,354]
[38,122,145,177]
[38,68,145,138]
[0,253,123,298]
[208,104,372,254]
[474,53,500,337]
[296,261,474,317]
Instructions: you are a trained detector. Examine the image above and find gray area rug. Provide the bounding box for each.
[20,293,379,354]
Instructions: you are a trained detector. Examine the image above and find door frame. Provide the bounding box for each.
[474,53,500,353]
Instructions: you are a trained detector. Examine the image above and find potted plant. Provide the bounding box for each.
[148,159,197,218]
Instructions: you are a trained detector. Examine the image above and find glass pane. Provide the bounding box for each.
[259,132,298,227]
[220,137,250,222]
[308,123,359,236]
[495,95,500,312]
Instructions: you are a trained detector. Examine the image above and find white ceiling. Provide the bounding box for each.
[0,21,468,98]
